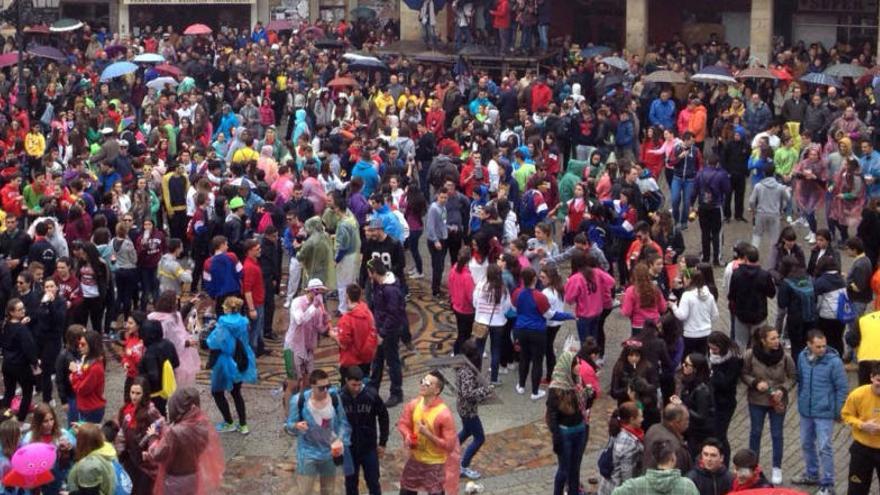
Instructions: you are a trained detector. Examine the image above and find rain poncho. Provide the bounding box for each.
[206,312,257,392]
[148,388,225,495]
[257,145,279,184]
[297,217,333,286]
[793,151,828,215]
[285,387,353,477]
[291,108,310,147]
[334,211,361,292]
[148,311,201,388]
[286,293,329,361]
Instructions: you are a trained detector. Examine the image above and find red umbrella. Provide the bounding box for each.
[24,25,50,34]
[0,53,20,68]
[183,23,212,35]
[771,68,793,81]
[154,64,183,78]
[266,19,294,32]
[302,26,325,37]
[327,76,359,89]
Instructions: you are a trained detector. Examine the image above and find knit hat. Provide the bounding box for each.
[228,196,245,210]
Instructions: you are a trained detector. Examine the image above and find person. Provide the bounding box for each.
[741,325,795,485]
[397,370,459,495]
[330,284,378,381]
[137,319,179,417]
[143,387,225,495]
[456,338,494,481]
[668,132,702,230]
[285,279,331,393]
[69,330,107,424]
[565,251,614,343]
[340,366,388,495]
[749,163,790,251]
[117,376,162,495]
[66,422,116,495]
[672,353,714,459]
[331,192,361,315]
[686,439,733,495]
[705,332,742,466]
[547,351,592,495]
[148,291,200,388]
[693,154,730,265]
[240,239,266,354]
[208,296,257,435]
[540,264,567,381]
[157,237,190,298]
[285,369,351,495]
[0,298,38,423]
[793,145,828,243]
[609,339,659,414]
[727,244,776,349]
[425,189,449,297]
[729,448,773,491]
[620,263,667,336]
[829,157,865,244]
[449,249,476,355]
[643,403,692,475]
[792,330,847,494]
[202,235,243,312]
[473,263,512,384]
[669,270,718,357]
[846,238,873,354]
[34,277,66,404]
[814,256,848,357]
[598,401,644,495]
[777,255,817,363]
[806,229,839,277]
[612,439,698,495]
[363,260,405,408]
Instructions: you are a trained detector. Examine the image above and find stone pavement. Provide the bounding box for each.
[96,200,865,494]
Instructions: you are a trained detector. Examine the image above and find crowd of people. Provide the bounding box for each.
[0,2,878,494]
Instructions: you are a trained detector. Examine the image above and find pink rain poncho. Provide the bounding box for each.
[148,311,201,388]
[793,150,828,215]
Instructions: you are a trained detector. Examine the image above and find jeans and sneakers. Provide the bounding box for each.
[792,417,835,493]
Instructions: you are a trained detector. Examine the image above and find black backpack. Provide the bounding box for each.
[233,337,248,372]
[597,438,614,479]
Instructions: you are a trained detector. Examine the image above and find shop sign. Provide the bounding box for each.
[798,0,878,12]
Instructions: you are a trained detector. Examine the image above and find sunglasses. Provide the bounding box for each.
[315,384,330,392]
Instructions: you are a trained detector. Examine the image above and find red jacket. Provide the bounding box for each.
[530,82,552,113]
[337,302,378,366]
[70,358,106,412]
[459,160,489,197]
[425,108,446,138]
[242,256,265,307]
[490,0,510,29]
[1,182,22,217]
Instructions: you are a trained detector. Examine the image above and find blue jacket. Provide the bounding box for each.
[796,347,848,419]
[615,119,634,147]
[744,102,772,136]
[372,204,404,242]
[286,387,352,476]
[693,166,731,209]
[250,28,268,44]
[214,111,240,140]
[207,313,257,392]
[648,98,675,129]
[352,160,380,197]
[204,252,241,298]
[860,150,880,198]
[291,109,310,148]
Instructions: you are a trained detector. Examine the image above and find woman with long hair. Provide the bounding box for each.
[208,296,257,435]
[401,184,427,279]
[0,298,37,422]
[829,157,865,244]
[498,253,522,374]
[741,326,796,485]
[66,423,116,494]
[806,228,840,277]
[793,145,828,243]
[69,330,107,423]
[546,351,593,495]
[72,241,110,334]
[148,291,201,388]
[473,264,512,384]
[621,263,667,336]
[449,248,476,356]
[541,264,566,383]
[670,269,718,358]
[456,338,494,480]
[118,376,162,495]
[673,352,715,459]
[609,340,658,405]
[35,277,66,404]
[639,126,664,179]
[597,402,644,495]
[708,331,743,465]
[565,252,614,343]
[24,403,77,494]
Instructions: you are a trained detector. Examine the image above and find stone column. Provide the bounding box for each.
[625,0,648,56]
[118,0,129,36]
[310,0,320,22]
[109,0,119,34]
[399,0,420,41]
[750,0,773,66]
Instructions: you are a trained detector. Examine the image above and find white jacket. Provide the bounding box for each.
[671,287,718,338]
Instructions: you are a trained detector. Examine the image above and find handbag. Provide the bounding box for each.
[472,302,496,339]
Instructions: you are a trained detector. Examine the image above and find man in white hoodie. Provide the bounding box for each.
[749,162,790,251]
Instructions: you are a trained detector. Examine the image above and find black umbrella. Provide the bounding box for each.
[314,39,344,49]
[600,73,624,89]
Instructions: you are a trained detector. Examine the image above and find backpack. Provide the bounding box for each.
[112,459,133,495]
[837,291,858,323]
[786,278,817,322]
[233,337,249,372]
[297,389,340,420]
[597,438,614,479]
[520,189,538,220]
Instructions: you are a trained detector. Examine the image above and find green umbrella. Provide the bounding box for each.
[50,18,83,33]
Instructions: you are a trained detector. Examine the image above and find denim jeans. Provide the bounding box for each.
[799,416,835,487]
[249,306,265,352]
[138,266,159,311]
[455,24,471,49]
[554,425,587,495]
[459,415,485,468]
[79,407,105,424]
[748,403,785,468]
[370,330,403,398]
[670,176,695,227]
[406,229,423,275]
[344,448,381,495]
[520,26,533,51]
[537,24,549,50]
[575,317,598,344]
[489,325,505,382]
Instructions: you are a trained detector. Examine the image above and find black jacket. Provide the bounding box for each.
[0,228,31,266]
[720,139,750,176]
[341,385,389,454]
[138,320,180,394]
[807,245,840,278]
[710,354,743,411]
[728,264,776,324]
[55,348,79,403]
[1,321,37,368]
[33,295,66,343]
[686,466,733,495]
[680,380,715,437]
[370,277,406,337]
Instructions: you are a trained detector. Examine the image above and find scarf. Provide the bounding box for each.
[620,423,645,443]
[709,351,734,366]
[731,466,763,491]
[752,343,784,367]
[549,352,589,417]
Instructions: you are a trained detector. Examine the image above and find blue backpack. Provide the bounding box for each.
[837,291,858,323]
[597,438,614,479]
[786,278,817,322]
[112,459,133,495]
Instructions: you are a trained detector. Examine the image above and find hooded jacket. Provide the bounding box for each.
[686,465,733,495]
[796,346,848,419]
[687,105,708,143]
[728,263,776,324]
[370,273,405,336]
[749,176,790,215]
[671,286,719,338]
[342,382,389,454]
[207,312,257,392]
[352,159,380,198]
[557,158,587,218]
[138,320,180,395]
[613,468,699,495]
[337,301,378,366]
[693,165,731,209]
[290,108,310,145]
[649,98,676,130]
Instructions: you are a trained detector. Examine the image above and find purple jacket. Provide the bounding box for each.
[693,166,731,209]
[348,192,370,226]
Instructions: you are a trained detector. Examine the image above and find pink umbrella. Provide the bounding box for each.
[183,23,212,35]
[0,53,20,68]
[266,19,294,32]
[155,64,183,78]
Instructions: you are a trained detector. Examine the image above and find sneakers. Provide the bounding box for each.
[530,389,547,401]
[786,215,793,223]
[384,395,403,408]
[771,467,783,486]
[216,422,237,433]
[461,467,482,480]
[816,487,835,495]
[239,424,250,435]
[490,379,503,386]
[409,272,424,279]
[790,474,819,485]
[806,232,816,244]
[499,365,510,375]
[283,300,291,309]
[515,384,525,395]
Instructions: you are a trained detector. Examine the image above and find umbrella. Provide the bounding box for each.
[824,63,866,79]
[314,39,344,49]
[580,45,611,58]
[100,61,138,82]
[24,25,50,34]
[800,72,842,88]
[0,52,19,68]
[413,51,453,64]
[737,67,777,80]
[50,18,83,32]
[27,45,65,61]
[643,70,687,84]
[600,73,624,89]
[146,77,178,90]
[771,68,793,81]
[691,66,736,84]
[183,23,212,35]
[154,64,183,78]
[133,53,164,63]
[351,6,377,19]
[302,26,325,37]
[600,56,628,71]
[266,19,294,32]
[327,76,360,89]
[103,44,127,58]
[459,44,489,56]
[343,53,387,70]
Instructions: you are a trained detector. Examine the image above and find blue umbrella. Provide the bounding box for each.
[800,72,841,88]
[133,53,164,63]
[402,0,446,10]
[581,45,611,58]
[100,61,138,82]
